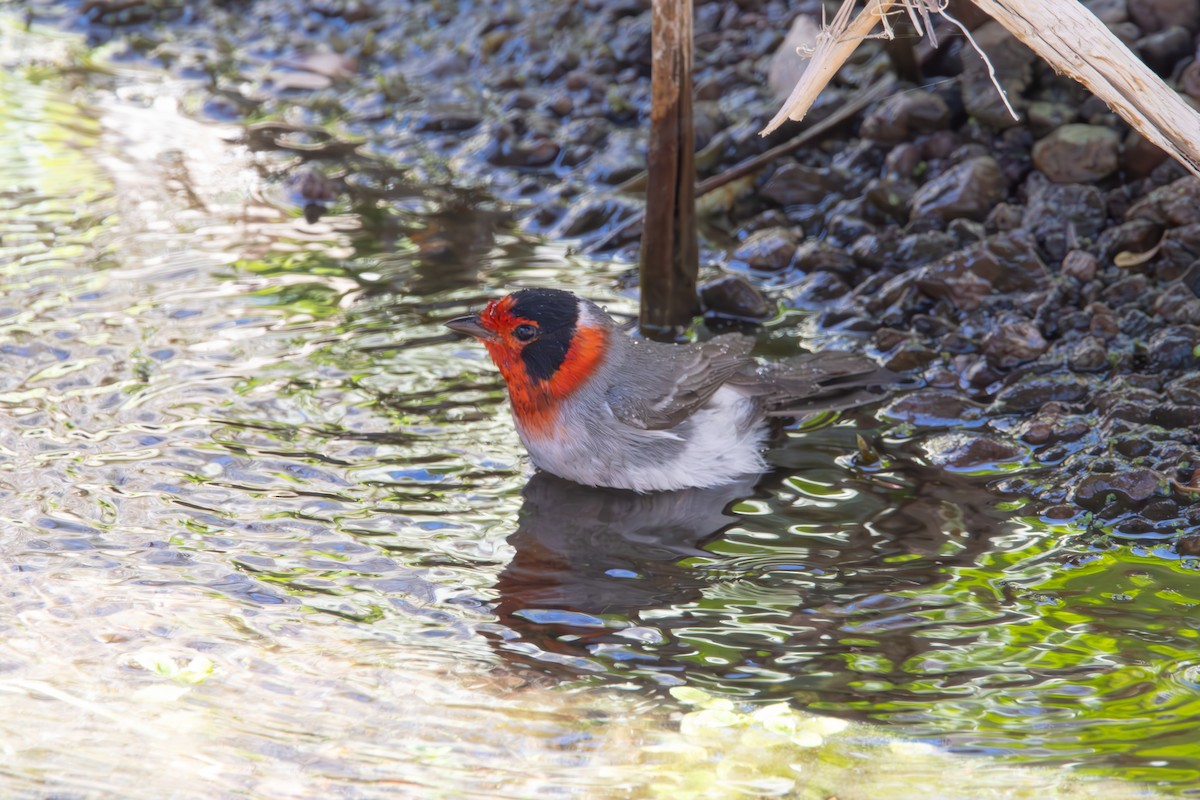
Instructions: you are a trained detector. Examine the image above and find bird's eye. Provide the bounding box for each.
[512,324,538,342]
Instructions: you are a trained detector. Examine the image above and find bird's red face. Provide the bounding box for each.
[445,289,608,436]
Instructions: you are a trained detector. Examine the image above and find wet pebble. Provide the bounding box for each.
[983,319,1049,369]
[1147,325,1200,368]
[730,228,798,272]
[880,389,987,426]
[793,240,855,277]
[1069,335,1109,371]
[1062,249,1099,281]
[699,275,773,321]
[861,90,950,143]
[1032,124,1121,183]
[1135,25,1192,73]
[761,163,844,206]
[993,372,1094,411]
[921,433,1027,470]
[1074,468,1164,510]
[1023,179,1107,261]
[1128,0,1200,32]
[1126,176,1200,226]
[910,156,1007,223]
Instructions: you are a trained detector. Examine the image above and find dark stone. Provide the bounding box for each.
[785,271,850,307]
[985,202,1025,233]
[1026,101,1076,137]
[1062,250,1099,281]
[1148,325,1200,369]
[1069,336,1109,371]
[583,130,645,184]
[1135,25,1193,73]
[895,231,961,267]
[911,156,1007,223]
[793,240,856,277]
[1154,283,1200,323]
[921,433,1027,470]
[993,373,1095,411]
[983,320,1049,368]
[730,228,798,272]
[1151,403,1200,427]
[864,177,917,220]
[1096,218,1165,262]
[1023,179,1108,261]
[1074,469,1164,510]
[548,197,638,238]
[761,163,844,206]
[1102,273,1149,306]
[861,90,951,143]
[699,276,773,321]
[880,390,987,426]
[1126,176,1200,226]
[1128,0,1200,32]
[1166,372,1200,404]
[1032,124,1121,183]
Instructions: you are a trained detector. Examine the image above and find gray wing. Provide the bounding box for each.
[729,351,894,415]
[606,334,755,430]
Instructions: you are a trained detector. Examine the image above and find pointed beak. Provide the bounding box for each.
[444,313,492,340]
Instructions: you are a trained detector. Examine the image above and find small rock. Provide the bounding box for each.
[895,231,960,267]
[1135,25,1193,73]
[984,320,1049,368]
[1074,468,1163,510]
[911,156,1007,223]
[699,276,773,321]
[985,202,1025,233]
[1032,124,1121,183]
[864,177,916,220]
[1096,218,1165,262]
[861,90,950,143]
[548,197,638,239]
[761,163,844,206]
[1062,250,1099,281]
[880,390,987,426]
[1102,273,1149,306]
[1128,0,1200,32]
[730,228,798,272]
[1181,59,1200,100]
[921,433,1027,470]
[1122,130,1170,178]
[792,240,856,276]
[1153,283,1200,323]
[1166,373,1200,405]
[1026,100,1076,137]
[1023,179,1107,261]
[1069,335,1109,371]
[785,271,850,306]
[1126,176,1200,226]
[1147,325,1200,369]
[993,373,1094,411]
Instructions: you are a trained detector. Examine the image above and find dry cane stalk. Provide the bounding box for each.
[761,0,1200,179]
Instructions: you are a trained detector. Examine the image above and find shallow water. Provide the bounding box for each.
[0,17,1194,800]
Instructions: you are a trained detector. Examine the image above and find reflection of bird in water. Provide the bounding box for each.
[491,455,1012,695]
[493,471,759,662]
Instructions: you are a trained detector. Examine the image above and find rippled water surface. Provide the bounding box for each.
[0,18,1194,800]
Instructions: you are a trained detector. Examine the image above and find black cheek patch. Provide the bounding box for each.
[521,331,572,382]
